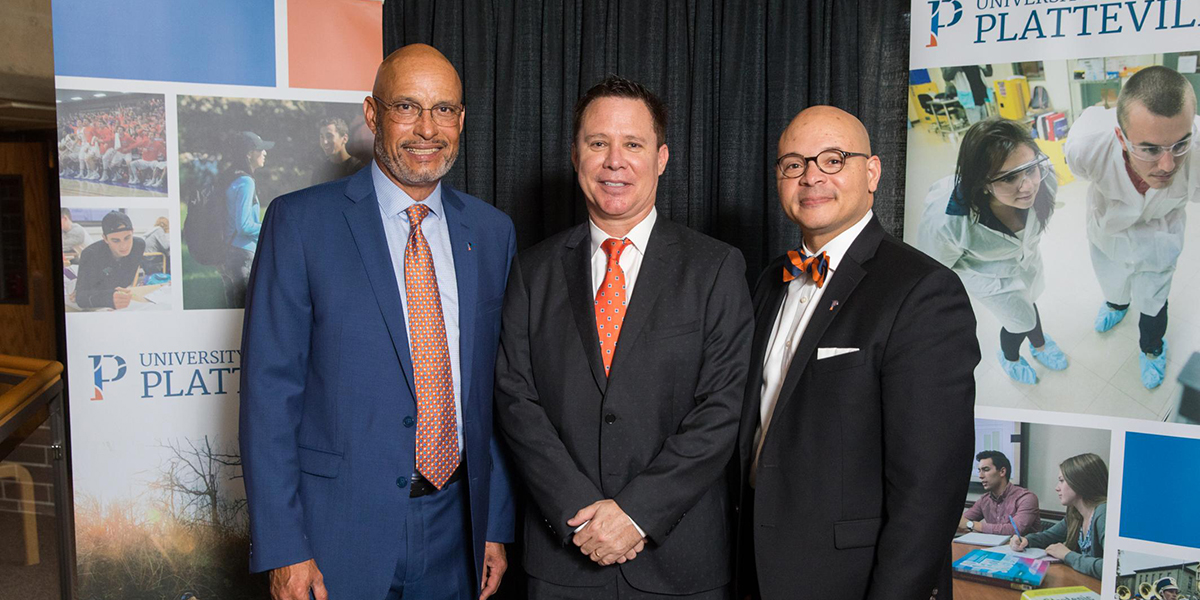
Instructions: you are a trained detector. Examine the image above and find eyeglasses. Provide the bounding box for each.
[1120,125,1197,162]
[371,96,463,127]
[776,149,869,179]
[988,156,1051,197]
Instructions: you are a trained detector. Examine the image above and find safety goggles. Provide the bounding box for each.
[987,155,1051,197]
[1120,124,1197,162]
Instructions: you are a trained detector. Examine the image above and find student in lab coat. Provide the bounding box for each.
[1064,66,1200,389]
[919,117,1067,384]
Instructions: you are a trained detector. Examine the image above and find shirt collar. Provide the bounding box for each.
[988,481,1015,502]
[589,208,658,257]
[371,160,444,219]
[802,210,873,272]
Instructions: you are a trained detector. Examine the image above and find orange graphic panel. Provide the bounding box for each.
[288,0,382,91]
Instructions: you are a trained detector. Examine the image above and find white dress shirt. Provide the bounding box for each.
[575,207,657,538]
[750,210,874,487]
[588,208,657,298]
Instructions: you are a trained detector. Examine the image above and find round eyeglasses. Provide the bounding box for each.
[988,156,1052,197]
[776,149,869,179]
[1120,124,1197,163]
[372,96,463,127]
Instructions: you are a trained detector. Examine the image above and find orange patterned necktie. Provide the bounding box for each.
[404,204,458,489]
[595,238,633,376]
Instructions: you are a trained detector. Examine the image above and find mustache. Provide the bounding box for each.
[795,188,837,198]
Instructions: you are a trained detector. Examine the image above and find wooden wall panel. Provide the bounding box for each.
[0,141,56,360]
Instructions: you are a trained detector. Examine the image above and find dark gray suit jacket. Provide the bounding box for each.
[496,217,752,595]
[736,216,980,600]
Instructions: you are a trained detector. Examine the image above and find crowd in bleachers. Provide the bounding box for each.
[58,97,169,189]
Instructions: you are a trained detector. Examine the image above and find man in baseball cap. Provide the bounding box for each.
[75,210,147,310]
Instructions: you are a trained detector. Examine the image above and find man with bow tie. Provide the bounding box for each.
[735,106,980,600]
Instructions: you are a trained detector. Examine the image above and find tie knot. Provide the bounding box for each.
[601,238,631,262]
[406,204,431,231]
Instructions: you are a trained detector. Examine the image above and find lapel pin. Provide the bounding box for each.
[830,300,839,311]
[467,242,473,251]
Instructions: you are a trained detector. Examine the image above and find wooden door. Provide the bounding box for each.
[0,141,57,360]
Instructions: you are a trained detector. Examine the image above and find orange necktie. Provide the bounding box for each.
[404,204,458,489]
[595,238,632,376]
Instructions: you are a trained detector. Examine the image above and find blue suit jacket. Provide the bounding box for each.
[239,167,516,597]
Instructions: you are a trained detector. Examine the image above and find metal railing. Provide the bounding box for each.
[0,354,75,599]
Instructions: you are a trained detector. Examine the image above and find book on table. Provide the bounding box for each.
[1020,586,1100,600]
[952,548,1049,591]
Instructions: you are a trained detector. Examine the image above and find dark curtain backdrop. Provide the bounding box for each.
[383,3,911,595]
[383,0,912,277]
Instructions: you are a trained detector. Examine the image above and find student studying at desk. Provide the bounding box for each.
[1008,453,1107,579]
[75,211,146,310]
[960,450,1040,536]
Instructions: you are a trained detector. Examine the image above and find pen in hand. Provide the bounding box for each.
[1009,516,1024,552]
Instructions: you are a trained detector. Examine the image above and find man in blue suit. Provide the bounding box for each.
[239,44,515,600]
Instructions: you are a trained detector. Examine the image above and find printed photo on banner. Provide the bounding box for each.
[62,207,171,312]
[952,419,1111,598]
[1119,432,1200,550]
[72,434,263,600]
[1116,550,1199,600]
[176,94,369,310]
[904,51,1200,424]
[56,89,167,197]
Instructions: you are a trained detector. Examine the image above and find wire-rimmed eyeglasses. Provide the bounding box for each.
[371,96,463,127]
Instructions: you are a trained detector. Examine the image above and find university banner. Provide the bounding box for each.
[908,1,1200,597]
[51,1,381,597]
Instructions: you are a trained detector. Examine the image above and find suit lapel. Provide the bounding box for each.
[342,169,418,400]
[738,262,789,462]
[562,224,608,393]
[769,217,884,428]
[443,187,477,410]
[608,218,678,380]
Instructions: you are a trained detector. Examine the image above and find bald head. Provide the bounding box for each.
[779,106,872,156]
[365,44,465,202]
[775,105,881,250]
[373,44,463,102]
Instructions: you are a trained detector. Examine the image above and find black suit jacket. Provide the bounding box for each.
[496,217,753,594]
[736,216,979,600]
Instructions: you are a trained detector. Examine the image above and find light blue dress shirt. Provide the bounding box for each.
[371,161,463,452]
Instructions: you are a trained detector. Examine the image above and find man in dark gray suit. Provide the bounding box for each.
[495,75,753,599]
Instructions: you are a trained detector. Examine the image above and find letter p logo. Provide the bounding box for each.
[928,0,963,47]
[89,354,127,401]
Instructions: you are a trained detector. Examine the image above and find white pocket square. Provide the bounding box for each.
[817,347,859,360]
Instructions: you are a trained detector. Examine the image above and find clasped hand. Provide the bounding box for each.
[567,499,646,566]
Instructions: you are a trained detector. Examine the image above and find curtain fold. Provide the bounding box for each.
[383,0,910,279]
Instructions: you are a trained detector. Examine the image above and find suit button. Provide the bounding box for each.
[396,477,408,489]
[605,413,616,424]
[403,416,415,428]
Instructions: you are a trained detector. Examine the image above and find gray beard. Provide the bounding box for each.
[374,134,457,187]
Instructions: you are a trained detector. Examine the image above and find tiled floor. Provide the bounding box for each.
[903,123,1197,422]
